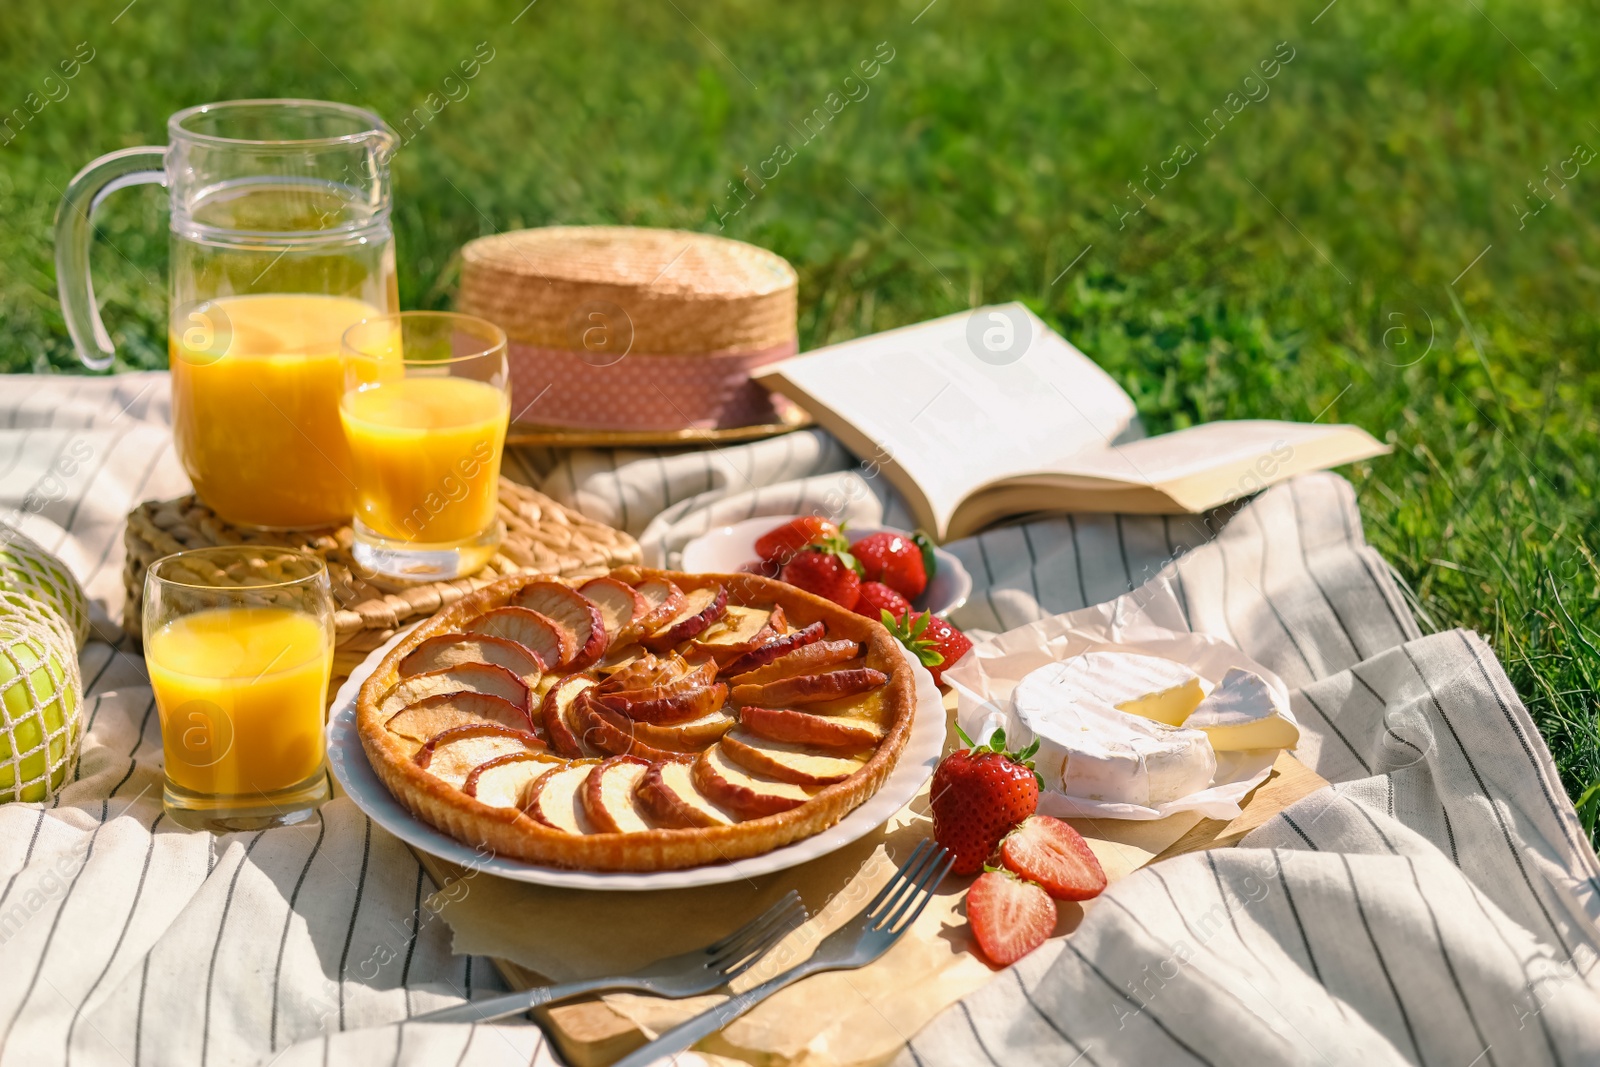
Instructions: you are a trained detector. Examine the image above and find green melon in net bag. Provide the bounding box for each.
[0,614,83,803]
[0,525,90,650]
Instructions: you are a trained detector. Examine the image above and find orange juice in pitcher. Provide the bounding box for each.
[57,100,400,528]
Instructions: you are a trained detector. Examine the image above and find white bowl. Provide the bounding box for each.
[679,515,972,618]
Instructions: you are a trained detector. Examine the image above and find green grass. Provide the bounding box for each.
[3,0,1597,835]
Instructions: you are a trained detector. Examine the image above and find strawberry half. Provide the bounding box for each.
[998,816,1107,901]
[930,727,1042,875]
[755,516,843,566]
[855,581,911,623]
[966,869,1056,966]
[851,530,932,599]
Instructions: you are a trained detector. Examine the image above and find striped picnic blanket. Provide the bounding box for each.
[0,370,1595,1066]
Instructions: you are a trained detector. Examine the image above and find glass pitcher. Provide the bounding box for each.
[56,99,399,529]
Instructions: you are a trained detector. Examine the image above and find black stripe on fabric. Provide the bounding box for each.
[972,532,1006,632]
[337,818,374,1030]
[64,811,164,1066]
[1286,479,1365,661]
[1198,854,1276,975]
[1019,523,1044,617]
[902,1039,928,1067]
[957,1001,1002,1066]
[201,831,267,1067]
[1063,940,1214,1066]
[1065,514,1089,608]
[0,795,115,1046]
[1337,853,1425,1064]
[54,423,137,545]
[451,1022,477,1067]
[1113,514,1133,591]
[1212,532,1247,651]
[399,862,426,1016]
[1279,813,1321,851]
[463,954,473,1001]
[1357,549,1418,644]
[1010,966,1100,1065]
[134,955,151,1067]
[1458,875,1566,1067]
[80,434,167,592]
[1347,666,1461,866]
[1402,857,1498,1067]
[1270,850,1328,991]
[1131,873,1314,1053]
[1459,632,1600,897]
[1243,508,1319,679]
[0,808,48,910]
[1400,644,1573,956]
[391,1021,404,1067]
[1297,689,1372,774]
[606,451,630,531]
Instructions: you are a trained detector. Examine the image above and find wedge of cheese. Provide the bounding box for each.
[1012,660,1216,807]
[1042,652,1206,726]
[1184,668,1300,752]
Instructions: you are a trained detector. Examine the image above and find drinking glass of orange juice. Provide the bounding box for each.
[143,546,334,831]
[340,312,511,581]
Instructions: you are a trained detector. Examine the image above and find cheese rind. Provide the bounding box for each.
[1012,660,1216,806]
[1041,652,1205,726]
[1184,668,1300,752]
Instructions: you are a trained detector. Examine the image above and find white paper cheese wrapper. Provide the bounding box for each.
[944,574,1298,821]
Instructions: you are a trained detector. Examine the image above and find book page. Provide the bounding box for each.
[756,304,1138,535]
[1052,420,1387,488]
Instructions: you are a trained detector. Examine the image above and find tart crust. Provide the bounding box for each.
[356,567,917,871]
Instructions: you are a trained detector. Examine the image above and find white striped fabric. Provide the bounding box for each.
[0,373,1594,1067]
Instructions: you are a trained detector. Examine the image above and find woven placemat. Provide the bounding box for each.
[122,478,640,684]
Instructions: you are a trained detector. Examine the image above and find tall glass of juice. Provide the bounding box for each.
[340,312,511,581]
[143,546,334,831]
[56,99,400,529]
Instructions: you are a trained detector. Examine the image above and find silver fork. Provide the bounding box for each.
[611,840,955,1067]
[410,889,807,1024]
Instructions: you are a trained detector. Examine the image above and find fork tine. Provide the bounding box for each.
[860,838,931,918]
[704,890,802,956]
[880,847,954,933]
[869,838,942,924]
[717,905,809,982]
[708,893,806,967]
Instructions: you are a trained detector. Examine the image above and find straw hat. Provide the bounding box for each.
[458,227,799,433]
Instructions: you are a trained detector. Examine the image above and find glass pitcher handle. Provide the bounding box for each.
[54,146,167,371]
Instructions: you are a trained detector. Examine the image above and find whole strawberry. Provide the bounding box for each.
[885,610,973,686]
[930,727,1042,875]
[855,581,911,623]
[851,530,931,599]
[780,548,862,609]
[756,516,843,566]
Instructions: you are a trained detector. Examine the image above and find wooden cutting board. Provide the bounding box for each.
[409,692,1326,1067]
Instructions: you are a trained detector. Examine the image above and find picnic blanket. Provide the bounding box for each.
[0,370,1596,1067]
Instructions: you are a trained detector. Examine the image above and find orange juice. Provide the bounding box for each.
[146,606,331,797]
[171,293,383,528]
[339,376,509,543]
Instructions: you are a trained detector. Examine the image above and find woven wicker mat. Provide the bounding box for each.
[122,478,640,686]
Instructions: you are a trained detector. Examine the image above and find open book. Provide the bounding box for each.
[755,304,1389,540]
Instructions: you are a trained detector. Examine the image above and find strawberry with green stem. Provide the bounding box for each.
[930,726,1043,874]
[882,610,972,686]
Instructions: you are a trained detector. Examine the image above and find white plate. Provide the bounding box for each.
[327,628,947,890]
[680,516,972,618]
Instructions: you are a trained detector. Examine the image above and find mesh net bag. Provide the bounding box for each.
[0,525,91,650]
[0,613,83,804]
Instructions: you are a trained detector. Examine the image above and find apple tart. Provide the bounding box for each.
[356,567,917,871]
